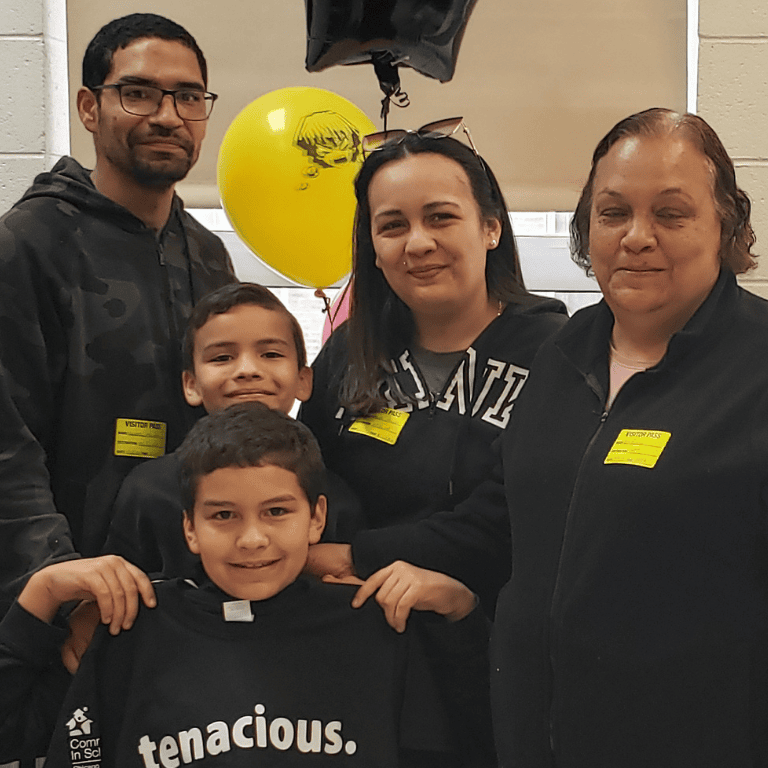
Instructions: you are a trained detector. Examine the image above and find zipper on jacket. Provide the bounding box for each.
[546,364,656,758]
[408,351,472,501]
[547,386,608,761]
[156,238,178,339]
[428,390,438,417]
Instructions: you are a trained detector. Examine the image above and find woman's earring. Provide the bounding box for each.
[490,239,497,248]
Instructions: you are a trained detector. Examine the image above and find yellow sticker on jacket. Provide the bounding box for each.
[348,408,410,445]
[604,429,671,469]
[114,418,167,458]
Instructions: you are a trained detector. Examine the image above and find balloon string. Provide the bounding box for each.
[380,87,410,131]
[315,289,332,322]
[381,97,390,131]
[315,280,353,337]
[330,279,352,328]
[372,51,410,131]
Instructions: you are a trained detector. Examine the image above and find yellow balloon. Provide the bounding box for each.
[217,87,376,288]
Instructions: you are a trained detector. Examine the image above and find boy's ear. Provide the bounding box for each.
[77,87,99,135]
[182,512,201,554]
[309,495,327,545]
[182,370,204,408]
[295,366,313,404]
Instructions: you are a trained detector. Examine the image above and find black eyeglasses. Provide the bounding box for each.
[91,84,218,121]
[362,117,479,157]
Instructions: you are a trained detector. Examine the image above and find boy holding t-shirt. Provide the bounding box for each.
[0,404,489,765]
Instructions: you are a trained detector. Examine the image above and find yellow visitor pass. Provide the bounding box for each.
[114,418,167,458]
[348,408,410,445]
[604,429,671,469]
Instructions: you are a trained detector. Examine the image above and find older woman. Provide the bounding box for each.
[491,108,767,766]
[300,120,567,612]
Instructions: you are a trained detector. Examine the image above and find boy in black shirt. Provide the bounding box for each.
[0,404,489,766]
[104,282,362,583]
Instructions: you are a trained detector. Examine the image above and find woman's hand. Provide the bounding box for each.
[18,555,156,633]
[351,560,478,633]
[304,543,356,580]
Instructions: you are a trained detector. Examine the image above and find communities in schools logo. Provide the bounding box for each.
[66,707,101,768]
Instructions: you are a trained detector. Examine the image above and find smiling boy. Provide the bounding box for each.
[180,283,312,415]
[181,463,326,603]
[0,404,485,766]
[103,282,361,580]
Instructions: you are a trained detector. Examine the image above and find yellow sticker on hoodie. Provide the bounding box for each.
[114,418,167,458]
[348,408,410,445]
[604,429,671,469]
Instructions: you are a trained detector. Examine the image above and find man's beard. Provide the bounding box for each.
[119,125,197,189]
[129,151,194,188]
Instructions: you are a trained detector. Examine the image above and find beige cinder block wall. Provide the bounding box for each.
[2,0,687,219]
[4,0,768,299]
[0,0,68,213]
[698,1,768,298]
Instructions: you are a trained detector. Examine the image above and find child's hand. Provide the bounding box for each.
[18,555,156,634]
[304,543,356,580]
[351,561,478,633]
[61,601,100,674]
[321,574,365,586]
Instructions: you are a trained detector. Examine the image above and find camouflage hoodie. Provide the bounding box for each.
[0,156,236,614]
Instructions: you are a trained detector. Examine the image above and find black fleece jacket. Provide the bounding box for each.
[492,270,768,767]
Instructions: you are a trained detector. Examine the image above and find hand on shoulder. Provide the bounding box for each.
[351,560,477,633]
[18,555,155,634]
[305,543,356,581]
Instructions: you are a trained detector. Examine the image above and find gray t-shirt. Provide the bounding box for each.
[411,344,465,396]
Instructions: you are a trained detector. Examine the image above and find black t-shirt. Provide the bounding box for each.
[27,576,490,766]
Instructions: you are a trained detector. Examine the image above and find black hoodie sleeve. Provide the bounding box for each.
[0,198,79,618]
[0,364,75,619]
[350,448,509,615]
[0,600,71,761]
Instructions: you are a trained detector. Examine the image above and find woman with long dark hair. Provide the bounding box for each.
[300,119,566,611]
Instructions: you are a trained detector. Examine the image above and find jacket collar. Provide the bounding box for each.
[182,568,312,619]
[19,155,186,236]
[555,269,738,392]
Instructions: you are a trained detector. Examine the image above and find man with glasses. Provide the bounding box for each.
[0,13,235,628]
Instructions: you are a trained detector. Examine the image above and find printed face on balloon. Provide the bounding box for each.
[294,110,364,178]
[218,88,374,288]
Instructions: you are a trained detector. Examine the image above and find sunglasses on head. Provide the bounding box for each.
[362,117,480,157]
